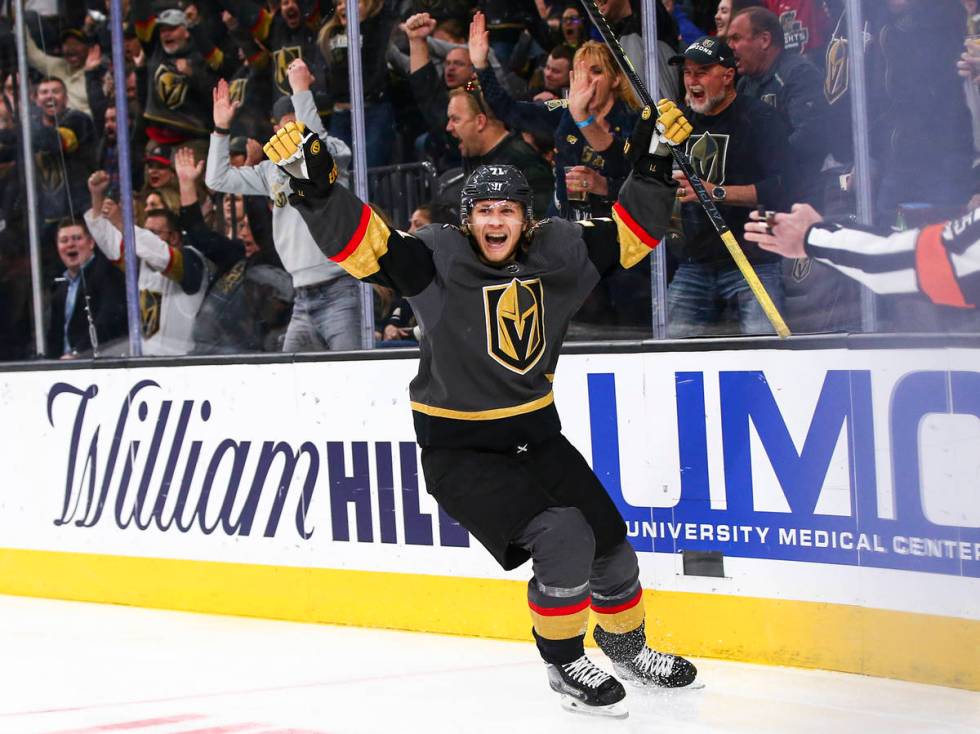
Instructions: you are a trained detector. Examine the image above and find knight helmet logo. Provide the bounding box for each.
[154,66,188,110]
[483,278,546,374]
[274,47,303,95]
[686,132,729,186]
[140,289,162,339]
[824,36,849,105]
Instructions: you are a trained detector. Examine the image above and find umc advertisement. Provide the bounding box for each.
[4,346,974,589]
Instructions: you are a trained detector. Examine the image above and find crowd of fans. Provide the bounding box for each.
[0,0,977,361]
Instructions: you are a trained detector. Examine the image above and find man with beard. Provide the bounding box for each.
[133,5,216,156]
[667,36,794,337]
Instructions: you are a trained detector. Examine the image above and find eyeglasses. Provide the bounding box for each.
[463,78,490,117]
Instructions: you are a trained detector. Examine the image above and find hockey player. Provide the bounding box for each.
[744,204,979,308]
[263,100,697,718]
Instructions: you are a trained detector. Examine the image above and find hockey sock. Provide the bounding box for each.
[527,578,591,665]
[591,582,645,639]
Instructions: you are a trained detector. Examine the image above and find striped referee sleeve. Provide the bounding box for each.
[806,214,979,308]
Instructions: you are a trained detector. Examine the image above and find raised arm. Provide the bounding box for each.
[262,122,435,296]
[205,79,272,196]
[470,13,553,136]
[287,59,352,185]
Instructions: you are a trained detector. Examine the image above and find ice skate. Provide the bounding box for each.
[594,623,699,689]
[545,654,629,718]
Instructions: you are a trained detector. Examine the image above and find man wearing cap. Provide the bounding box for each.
[206,59,360,353]
[133,2,216,155]
[667,35,795,337]
[25,27,104,118]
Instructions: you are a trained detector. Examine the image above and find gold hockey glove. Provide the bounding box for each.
[263,121,338,201]
[627,100,693,182]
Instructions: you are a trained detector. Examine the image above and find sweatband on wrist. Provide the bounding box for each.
[574,115,595,129]
[213,126,231,135]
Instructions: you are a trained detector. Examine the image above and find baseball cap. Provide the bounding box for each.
[229,136,248,156]
[271,96,294,122]
[145,144,173,167]
[157,8,188,28]
[59,28,90,44]
[669,36,737,69]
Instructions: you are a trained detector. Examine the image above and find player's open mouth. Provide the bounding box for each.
[689,88,706,103]
[485,233,508,245]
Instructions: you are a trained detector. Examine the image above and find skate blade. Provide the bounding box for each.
[621,674,706,691]
[558,694,629,719]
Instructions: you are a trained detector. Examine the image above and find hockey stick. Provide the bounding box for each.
[579,0,791,338]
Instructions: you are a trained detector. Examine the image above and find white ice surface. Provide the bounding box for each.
[0,594,977,734]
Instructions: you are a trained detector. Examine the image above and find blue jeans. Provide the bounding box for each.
[329,101,394,169]
[283,277,362,352]
[667,261,784,338]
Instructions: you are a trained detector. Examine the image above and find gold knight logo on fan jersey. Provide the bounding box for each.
[685,132,729,186]
[824,35,848,104]
[140,289,162,339]
[273,46,303,95]
[483,278,546,374]
[154,65,188,109]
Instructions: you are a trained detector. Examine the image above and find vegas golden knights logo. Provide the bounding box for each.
[228,78,248,104]
[274,46,303,95]
[35,152,64,192]
[685,132,729,186]
[483,278,545,374]
[824,36,848,104]
[154,66,188,110]
[140,289,162,339]
[791,256,812,283]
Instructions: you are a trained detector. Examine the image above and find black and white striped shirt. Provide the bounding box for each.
[805,209,980,308]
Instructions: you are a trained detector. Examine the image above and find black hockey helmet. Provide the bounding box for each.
[459,165,534,230]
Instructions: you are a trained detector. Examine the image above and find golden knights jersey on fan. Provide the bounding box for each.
[266,123,678,449]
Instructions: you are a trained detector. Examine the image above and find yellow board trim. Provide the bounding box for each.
[410,391,554,421]
[0,548,976,691]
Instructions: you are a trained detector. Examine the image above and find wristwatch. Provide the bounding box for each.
[712,185,727,202]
